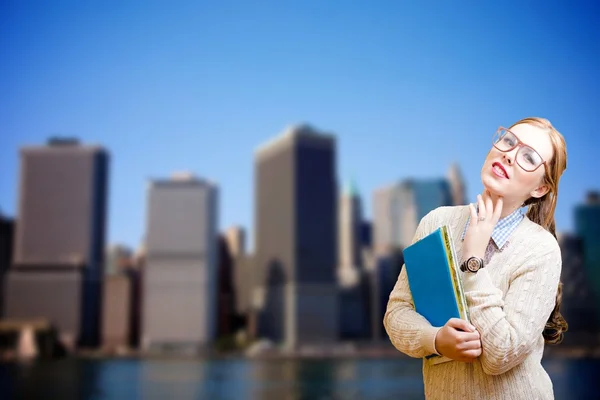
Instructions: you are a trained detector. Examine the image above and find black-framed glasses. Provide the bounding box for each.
[492,127,547,172]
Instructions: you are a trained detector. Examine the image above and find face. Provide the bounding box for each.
[481,123,554,205]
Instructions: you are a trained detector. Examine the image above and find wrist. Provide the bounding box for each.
[460,256,485,273]
[421,325,442,356]
[433,328,442,356]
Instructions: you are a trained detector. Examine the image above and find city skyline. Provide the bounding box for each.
[1,2,599,250]
[1,125,597,252]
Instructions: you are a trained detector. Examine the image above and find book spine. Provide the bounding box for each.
[441,226,470,322]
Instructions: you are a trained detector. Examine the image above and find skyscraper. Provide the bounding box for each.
[557,232,599,349]
[102,274,132,352]
[105,244,133,276]
[0,214,14,318]
[224,226,246,258]
[217,234,236,337]
[373,178,453,252]
[141,173,218,352]
[339,179,363,272]
[337,179,370,340]
[254,124,338,349]
[447,162,467,206]
[574,191,600,316]
[4,138,108,349]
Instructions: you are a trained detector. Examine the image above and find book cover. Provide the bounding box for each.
[402,225,469,364]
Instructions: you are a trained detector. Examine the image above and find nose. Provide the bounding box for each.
[503,149,516,165]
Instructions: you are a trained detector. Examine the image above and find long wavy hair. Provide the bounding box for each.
[510,117,568,344]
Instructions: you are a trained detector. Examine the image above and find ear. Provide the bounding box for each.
[530,184,550,199]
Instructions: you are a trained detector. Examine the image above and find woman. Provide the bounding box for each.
[383,117,568,399]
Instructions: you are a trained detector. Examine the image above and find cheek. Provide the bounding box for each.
[515,170,544,191]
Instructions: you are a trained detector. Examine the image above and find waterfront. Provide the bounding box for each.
[0,356,599,399]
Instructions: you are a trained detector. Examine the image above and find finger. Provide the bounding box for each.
[457,339,482,351]
[462,348,482,359]
[457,331,481,342]
[469,203,478,226]
[447,318,476,332]
[477,194,486,220]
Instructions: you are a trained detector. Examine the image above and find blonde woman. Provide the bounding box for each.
[384,117,568,399]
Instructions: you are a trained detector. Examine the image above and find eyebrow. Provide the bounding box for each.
[507,128,540,152]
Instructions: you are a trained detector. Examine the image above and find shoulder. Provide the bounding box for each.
[511,218,562,276]
[420,204,470,228]
[520,217,561,258]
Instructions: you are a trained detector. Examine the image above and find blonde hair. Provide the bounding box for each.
[510,117,568,344]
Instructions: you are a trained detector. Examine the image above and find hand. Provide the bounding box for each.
[462,191,503,261]
[435,318,482,363]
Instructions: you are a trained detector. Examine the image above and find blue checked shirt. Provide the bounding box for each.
[461,205,527,249]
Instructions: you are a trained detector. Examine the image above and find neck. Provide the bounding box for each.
[483,190,523,220]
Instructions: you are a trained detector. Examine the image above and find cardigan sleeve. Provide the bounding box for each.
[461,241,561,375]
[383,211,442,358]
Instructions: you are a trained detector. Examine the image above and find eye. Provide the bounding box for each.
[503,135,516,146]
[521,148,542,166]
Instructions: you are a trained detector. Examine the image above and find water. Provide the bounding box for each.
[0,356,598,399]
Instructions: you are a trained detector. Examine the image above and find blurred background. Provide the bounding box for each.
[0,1,599,399]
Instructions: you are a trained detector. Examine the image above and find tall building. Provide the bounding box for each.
[337,179,371,340]
[574,191,600,316]
[102,274,132,352]
[339,179,363,272]
[254,124,338,349]
[141,173,219,352]
[557,233,599,349]
[373,178,453,252]
[105,244,133,275]
[447,162,467,206]
[4,138,108,349]
[224,226,246,258]
[0,214,14,318]
[217,235,236,337]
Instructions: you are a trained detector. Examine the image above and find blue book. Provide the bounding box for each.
[402,225,470,363]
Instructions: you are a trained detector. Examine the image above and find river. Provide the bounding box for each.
[0,356,598,399]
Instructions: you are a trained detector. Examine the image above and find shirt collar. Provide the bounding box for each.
[461,205,527,249]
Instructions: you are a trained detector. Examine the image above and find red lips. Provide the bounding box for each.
[492,162,509,179]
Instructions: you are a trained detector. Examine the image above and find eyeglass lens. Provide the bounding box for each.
[493,129,543,171]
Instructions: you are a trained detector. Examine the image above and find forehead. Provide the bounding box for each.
[509,123,554,160]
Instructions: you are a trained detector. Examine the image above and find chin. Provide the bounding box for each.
[481,174,507,197]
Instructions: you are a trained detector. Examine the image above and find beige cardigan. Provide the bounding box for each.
[384,205,561,400]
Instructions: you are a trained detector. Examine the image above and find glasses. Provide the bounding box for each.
[492,127,546,172]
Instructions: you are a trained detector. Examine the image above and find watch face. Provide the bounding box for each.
[467,258,481,272]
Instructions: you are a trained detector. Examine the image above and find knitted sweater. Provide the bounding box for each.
[383,205,561,400]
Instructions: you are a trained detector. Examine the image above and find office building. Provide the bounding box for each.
[4,138,108,349]
[0,214,14,318]
[105,245,133,276]
[574,191,600,315]
[254,124,338,349]
[339,179,363,271]
[338,180,370,339]
[102,274,132,352]
[447,162,467,206]
[224,226,246,258]
[373,177,453,253]
[217,235,236,337]
[558,233,599,349]
[141,173,218,352]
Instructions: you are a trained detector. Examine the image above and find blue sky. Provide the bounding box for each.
[1,1,598,250]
